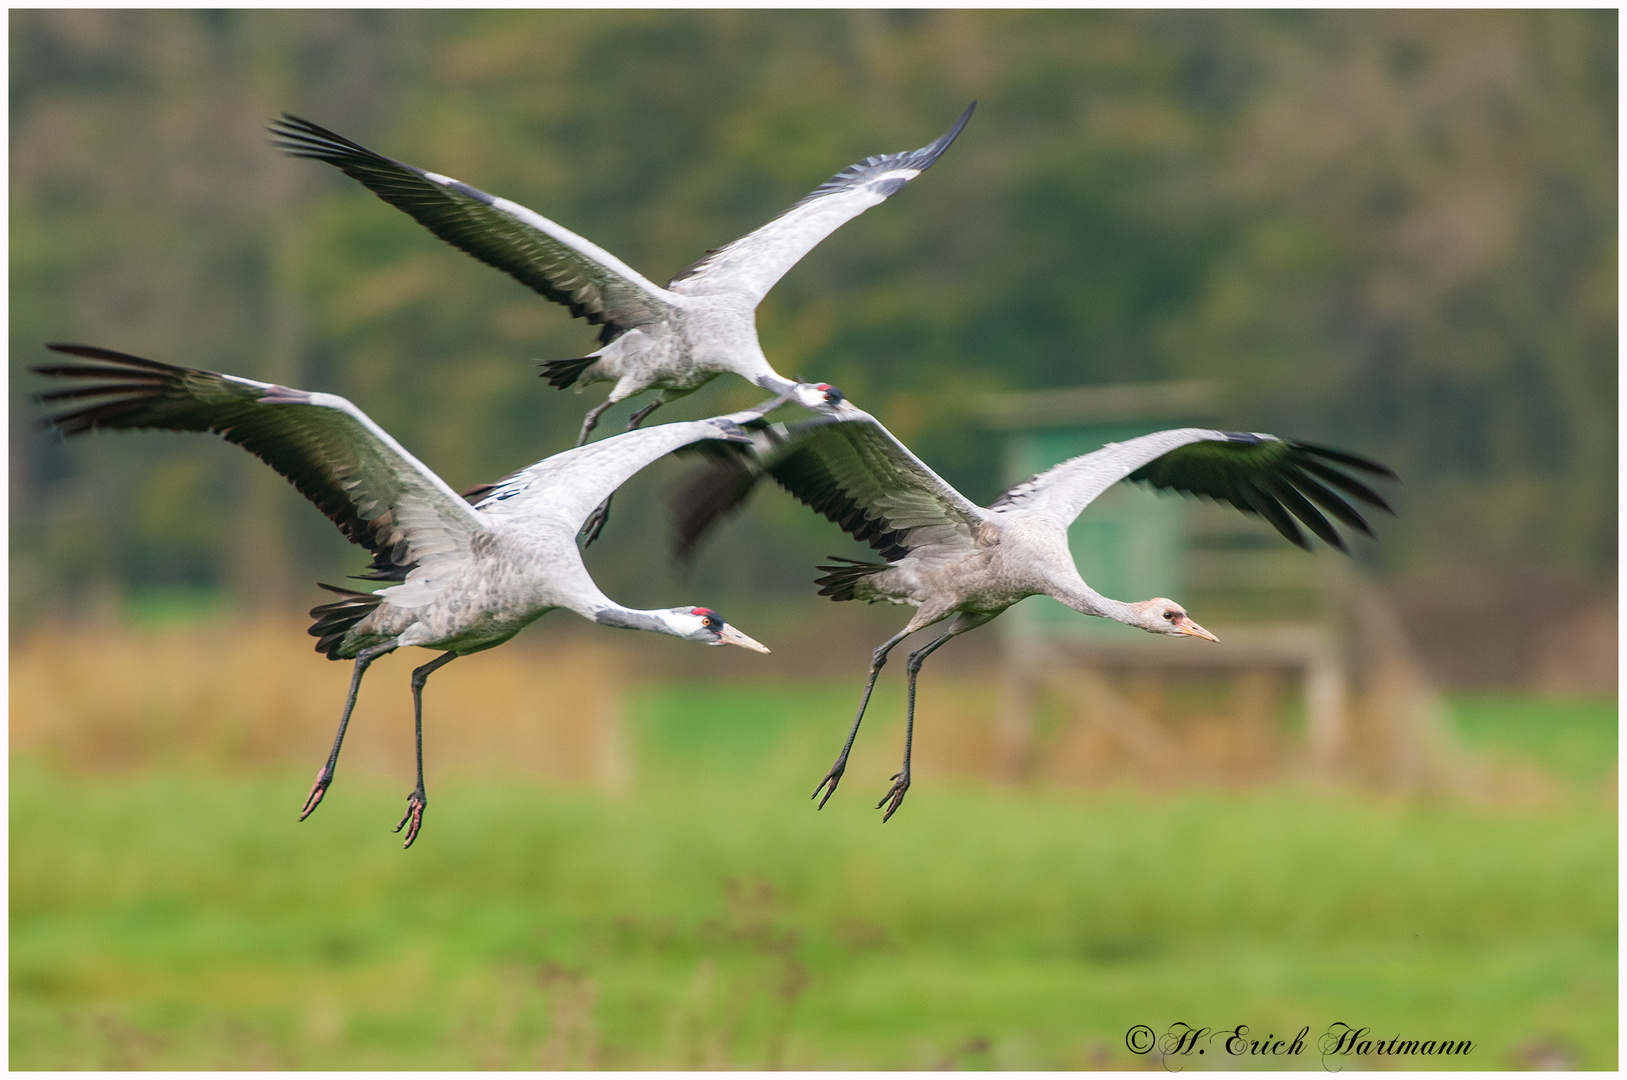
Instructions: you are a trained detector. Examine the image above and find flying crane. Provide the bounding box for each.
[35,344,778,847]
[672,405,1396,820]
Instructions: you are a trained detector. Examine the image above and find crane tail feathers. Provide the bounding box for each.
[540,355,598,389]
[308,583,384,659]
[813,557,891,603]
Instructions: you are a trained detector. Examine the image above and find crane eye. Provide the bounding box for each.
[1163,610,1176,620]
[704,616,718,628]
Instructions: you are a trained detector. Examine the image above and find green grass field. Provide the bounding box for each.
[11,685,1617,1069]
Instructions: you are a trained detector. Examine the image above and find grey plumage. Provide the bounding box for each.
[269,105,974,449]
[33,344,775,847]
[672,406,1396,819]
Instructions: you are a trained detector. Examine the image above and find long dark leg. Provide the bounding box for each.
[395,651,457,849]
[877,627,960,822]
[812,627,914,809]
[300,643,396,821]
[576,397,618,447]
[580,398,665,547]
[625,398,664,429]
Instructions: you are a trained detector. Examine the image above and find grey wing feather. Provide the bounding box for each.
[667,102,975,304]
[990,429,1227,525]
[271,115,676,345]
[674,407,989,564]
[472,404,777,533]
[992,427,1396,552]
[34,345,485,605]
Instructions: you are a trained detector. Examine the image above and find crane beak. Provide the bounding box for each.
[717,623,771,653]
[1173,615,1219,642]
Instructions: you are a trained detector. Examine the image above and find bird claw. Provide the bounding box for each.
[812,762,847,810]
[394,788,427,849]
[299,766,332,821]
[580,498,611,546]
[876,771,910,822]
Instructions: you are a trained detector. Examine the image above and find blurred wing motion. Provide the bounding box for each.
[991,427,1397,551]
[671,407,990,566]
[33,344,484,597]
[666,102,976,303]
[270,115,676,344]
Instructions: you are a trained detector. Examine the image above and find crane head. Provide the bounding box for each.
[787,381,846,411]
[1133,599,1219,642]
[666,607,771,653]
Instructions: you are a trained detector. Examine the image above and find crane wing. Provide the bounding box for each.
[271,115,677,345]
[34,345,486,605]
[666,102,974,304]
[468,400,785,535]
[991,427,1397,551]
[671,407,990,565]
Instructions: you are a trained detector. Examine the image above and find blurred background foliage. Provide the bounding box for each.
[9,9,1617,686]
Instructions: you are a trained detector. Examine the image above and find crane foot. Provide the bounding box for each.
[812,761,848,810]
[299,766,332,821]
[394,787,427,849]
[579,497,612,546]
[876,770,911,822]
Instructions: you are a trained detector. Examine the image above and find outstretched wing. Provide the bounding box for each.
[666,102,975,303]
[271,115,677,345]
[471,399,787,535]
[34,345,485,604]
[991,427,1396,551]
[671,406,990,565]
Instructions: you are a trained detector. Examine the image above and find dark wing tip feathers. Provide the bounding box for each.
[268,114,388,168]
[921,100,976,166]
[1293,441,1400,481]
[800,101,977,206]
[1128,437,1396,554]
[34,343,422,585]
[275,114,629,345]
[34,344,183,436]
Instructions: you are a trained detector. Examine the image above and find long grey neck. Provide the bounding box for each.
[592,603,676,636]
[1050,577,1140,627]
[748,367,796,396]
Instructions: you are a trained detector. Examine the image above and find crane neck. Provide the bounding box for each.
[1049,577,1139,627]
[592,603,682,636]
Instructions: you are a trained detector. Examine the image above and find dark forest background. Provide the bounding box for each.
[10,9,1616,687]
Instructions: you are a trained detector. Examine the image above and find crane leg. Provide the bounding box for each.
[395,650,458,849]
[878,615,987,822]
[813,627,914,809]
[580,398,666,547]
[300,643,397,821]
[576,397,618,447]
[625,398,665,428]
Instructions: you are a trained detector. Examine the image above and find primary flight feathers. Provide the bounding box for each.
[673,408,1396,567]
[33,342,786,610]
[271,103,975,541]
[269,103,975,335]
[270,115,670,344]
[35,343,483,583]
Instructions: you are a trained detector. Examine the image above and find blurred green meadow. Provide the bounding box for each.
[11,677,1615,1069]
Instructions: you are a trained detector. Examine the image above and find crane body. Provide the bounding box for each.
[673,407,1395,819]
[34,344,776,846]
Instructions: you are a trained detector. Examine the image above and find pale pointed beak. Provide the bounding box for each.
[1174,615,1219,643]
[717,623,771,653]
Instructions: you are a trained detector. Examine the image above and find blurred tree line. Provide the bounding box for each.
[10,10,1616,643]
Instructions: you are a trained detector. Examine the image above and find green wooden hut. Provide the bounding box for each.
[976,379,1224,643]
